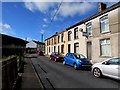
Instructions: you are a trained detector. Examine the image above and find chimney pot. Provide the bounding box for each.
[98,2,107,12]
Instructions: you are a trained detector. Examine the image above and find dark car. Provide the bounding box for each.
[50,52,63,62]
[37,50,44,56]
[63,53,92,70]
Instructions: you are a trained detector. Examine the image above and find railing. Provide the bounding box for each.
[2,56,17,90]
[2,55,24,90]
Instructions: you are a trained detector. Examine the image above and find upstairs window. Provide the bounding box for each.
[54,37,56,44]
[61,33,64,42]
[52,38,53,45]
[74,27,79,39]
[58,36,60,43]
[68,31,72,41]
[86,22,92,36]
[100,15,109,33]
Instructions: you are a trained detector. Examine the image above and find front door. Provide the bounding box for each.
[87,42,92,60]
[68,44,71,52]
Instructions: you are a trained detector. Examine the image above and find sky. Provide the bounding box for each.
[0,1,119,42]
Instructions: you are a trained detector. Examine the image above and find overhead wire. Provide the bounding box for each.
[48,0,63,27]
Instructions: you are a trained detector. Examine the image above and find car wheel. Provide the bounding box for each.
[93,68,102,78]
[63,61,66,65]
[74,63,77,70]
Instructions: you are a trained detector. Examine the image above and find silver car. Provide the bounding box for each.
[92,57,120,80]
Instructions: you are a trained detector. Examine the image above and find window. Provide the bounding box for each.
[69,54,74,59]
[58,46,60,53]
[54,37,56,44]
[61,33,64,42]
[107,58,120,65]
[74,54,86,59]
[74,27,79,39]
[86,22,92,36]
[61,44,64,53]
[47,41,48,46]
[74,43,79,53]
[100,15,109,33]
[52,38,53,45]
[100,38,111,56]
[58,36,60,43]
[49,40,50,45]
[49,47,50,52]
[68,31,72,41]
[54,46,56,52]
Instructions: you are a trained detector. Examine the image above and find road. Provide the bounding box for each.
[30,54,119,89]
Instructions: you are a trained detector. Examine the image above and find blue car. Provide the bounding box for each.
[63,53,92,70]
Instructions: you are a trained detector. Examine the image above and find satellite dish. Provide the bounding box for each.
[79,28,83,32]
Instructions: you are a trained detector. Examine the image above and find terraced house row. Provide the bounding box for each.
[45,2,120,63]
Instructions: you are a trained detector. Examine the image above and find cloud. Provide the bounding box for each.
[3,23,11,30]
[24,1,56,13]
[43,18,49,23]
[43,24,48,27]
[24,2,96,19]
[0,22,16,35]
[58,2,95,17]
[40,29,45,34]
[24,2,35,12]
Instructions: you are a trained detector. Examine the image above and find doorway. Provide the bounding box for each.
[68,44,71,52]
[87,42,92,60]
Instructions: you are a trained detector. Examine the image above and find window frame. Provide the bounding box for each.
[100,15,109,33]
[74,43,79,53]
[58,35,60,43]
[54,36,56,44]
[68,31,72,41]
[86,22,92,36]
[100,38,111,56]
[74,27,79,39]
[61,33,64,42]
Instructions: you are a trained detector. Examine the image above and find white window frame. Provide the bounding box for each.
[100,38,111,56]
[74,27,79,39]
[100,15,109,33]
[74,43,79,54]
[86,22,92,36]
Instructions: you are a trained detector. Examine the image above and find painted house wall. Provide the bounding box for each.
[45,4,120,63]
[86,7,119,63]
[26,41,37,48]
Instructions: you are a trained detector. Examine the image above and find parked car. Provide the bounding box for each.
[92,57,120,80]
[63,53,92,70]
[50,52,63,62]
[37,50,44,56]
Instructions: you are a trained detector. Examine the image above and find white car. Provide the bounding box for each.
[92,57,120,80]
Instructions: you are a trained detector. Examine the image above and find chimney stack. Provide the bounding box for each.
[98,2,107,12]
[41,34,43,42]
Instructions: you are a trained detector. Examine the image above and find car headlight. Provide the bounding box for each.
[77,59,82,62]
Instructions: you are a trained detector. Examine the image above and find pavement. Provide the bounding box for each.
[20,57,42,90]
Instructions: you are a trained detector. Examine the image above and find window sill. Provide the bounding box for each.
[74,38,79,40]
[88,35,93,37]
[99,55,112,58]
[101,31,111,34]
